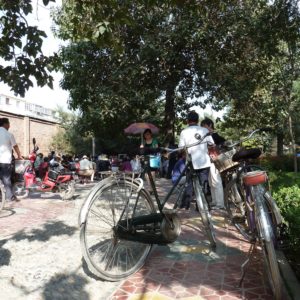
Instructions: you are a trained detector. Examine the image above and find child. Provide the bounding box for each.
[172,152,192,210]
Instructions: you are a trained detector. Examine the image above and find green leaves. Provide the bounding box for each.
[0,0,56,96]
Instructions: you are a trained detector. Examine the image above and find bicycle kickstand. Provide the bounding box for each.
[238,240,257,287]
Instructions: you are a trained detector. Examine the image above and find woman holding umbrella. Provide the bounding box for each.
[141,128,160,193]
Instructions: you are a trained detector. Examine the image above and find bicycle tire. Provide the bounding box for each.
[12,182,29,199]
[80,178,155,281]
[224,165,265,241]
[254,186,282,300]
[224,178,253,241]
[193,177,216,248]
[0,180,5,211]
[60,180,75,200]
[172,184,186,209]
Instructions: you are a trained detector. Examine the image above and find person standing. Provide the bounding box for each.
[0,118,22,202]
[79,155,94,184]
[178,111,214,210]
[140,128,159,193]
[201,117,225,209]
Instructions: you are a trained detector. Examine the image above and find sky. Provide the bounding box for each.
[0,1,224,119]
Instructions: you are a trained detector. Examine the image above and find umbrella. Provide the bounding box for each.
[124,122,159,144]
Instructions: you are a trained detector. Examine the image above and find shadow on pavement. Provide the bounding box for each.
[42,272,89,300]
[0,239,11,267]
[11,220,77,242]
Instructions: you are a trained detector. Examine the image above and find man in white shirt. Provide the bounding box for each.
[79,155,94,183]
[178,111,214,209]
[0,118,22,202]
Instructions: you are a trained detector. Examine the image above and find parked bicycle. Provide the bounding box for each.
[79,133,216,281]
[215,129,283,299]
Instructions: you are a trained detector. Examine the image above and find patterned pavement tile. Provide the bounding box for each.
[109,179,287,300]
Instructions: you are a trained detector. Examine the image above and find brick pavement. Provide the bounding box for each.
[0,179,287,300]
[110,178,285,300]
[0,184,119,300]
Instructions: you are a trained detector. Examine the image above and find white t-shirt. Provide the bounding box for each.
[80,158,92,170]
[178,125,214,170]
[0,127,17,164]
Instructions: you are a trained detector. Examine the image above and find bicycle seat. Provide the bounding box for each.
[232,148,261,162]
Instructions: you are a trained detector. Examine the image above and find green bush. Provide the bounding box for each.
[258,155,295,172]
[269,171,300,193]
[273,186,300,248]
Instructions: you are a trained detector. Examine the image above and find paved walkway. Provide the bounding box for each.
[110,179,282,300]
[0,178,287,300]
[0,183,119,300]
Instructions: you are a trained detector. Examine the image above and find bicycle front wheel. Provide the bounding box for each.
[80,179,155,281]
[193,178,216,248]
[254,186,282,299]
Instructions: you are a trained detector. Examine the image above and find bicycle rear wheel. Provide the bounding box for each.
[254,186,282,299]
[80,179,155,281]
[193,178,216,248]
[0,181,5,211]
[225,179,253,241]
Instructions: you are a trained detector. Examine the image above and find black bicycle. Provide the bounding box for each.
[79,133,216,281]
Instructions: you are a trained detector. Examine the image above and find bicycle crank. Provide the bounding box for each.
[161,213,181,243]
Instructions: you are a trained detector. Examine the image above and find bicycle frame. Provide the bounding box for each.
[116,156,189,231]
[116,149,210,245]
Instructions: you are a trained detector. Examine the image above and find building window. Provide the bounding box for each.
[17,101,20,107]
[5,97,9,105]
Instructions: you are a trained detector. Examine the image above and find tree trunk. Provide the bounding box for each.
[276,133,284,156]
[163,86,176,145]
[288,114,298,173]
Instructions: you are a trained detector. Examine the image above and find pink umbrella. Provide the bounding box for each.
[124,122,159,135]
[124,122,159,144]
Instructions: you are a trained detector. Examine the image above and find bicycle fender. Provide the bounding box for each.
[264,191,283,225]
[255,196,272,242]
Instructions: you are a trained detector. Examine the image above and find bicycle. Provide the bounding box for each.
[218,129,283,299]
[79,133,216,281]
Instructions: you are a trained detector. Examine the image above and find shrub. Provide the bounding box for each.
[258,155,295,172]
[273,186,300,248]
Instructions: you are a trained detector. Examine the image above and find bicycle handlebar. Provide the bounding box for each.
[225,128,271,148]
[140,132,212,155]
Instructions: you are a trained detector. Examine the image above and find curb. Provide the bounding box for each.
[277,250,300,300]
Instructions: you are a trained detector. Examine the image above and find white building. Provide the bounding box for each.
[0,93,57,122]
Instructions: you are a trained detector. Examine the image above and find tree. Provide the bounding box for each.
[54,1,300,147]
[0,0,56,96]
[220,0,300,172]
[50,107,93,156]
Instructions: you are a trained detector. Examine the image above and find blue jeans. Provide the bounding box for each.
[0,163,13,200]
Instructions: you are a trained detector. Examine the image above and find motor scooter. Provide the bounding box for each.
[13,138,77,200]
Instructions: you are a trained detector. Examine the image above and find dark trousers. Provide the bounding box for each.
[194,167,210,210]
[0,163,13,200]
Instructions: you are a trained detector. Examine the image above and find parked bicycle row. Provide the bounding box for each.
[79,111,284,300]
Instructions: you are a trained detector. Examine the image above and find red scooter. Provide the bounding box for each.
[13,139,76,200]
